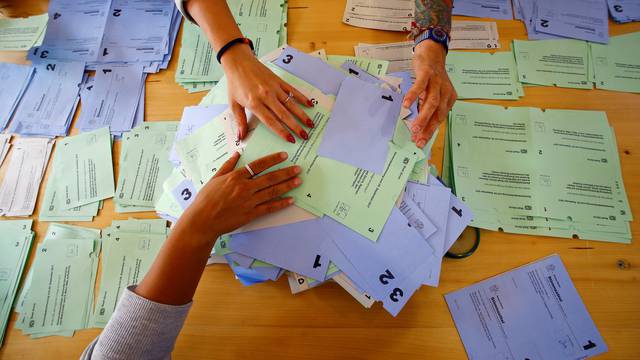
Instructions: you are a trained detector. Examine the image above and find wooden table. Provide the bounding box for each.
[0,1,639,359]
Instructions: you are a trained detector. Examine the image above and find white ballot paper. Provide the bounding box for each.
[445,255,607,360]
[450,20,500,49]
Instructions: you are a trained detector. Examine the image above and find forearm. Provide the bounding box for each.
[185,0,243,51]
[415,0,453,34]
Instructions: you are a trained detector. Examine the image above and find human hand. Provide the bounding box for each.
[403,40,457,148]
[221,45,315,143]
[176,151,302,245]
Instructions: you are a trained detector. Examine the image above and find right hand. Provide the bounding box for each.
[176,151,302,245]
[221,45,315,143]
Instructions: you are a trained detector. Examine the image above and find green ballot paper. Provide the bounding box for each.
[326,55,389,76]
[0,14,48,51]
[115,122,178,210]
[446,51,523,100]
[513,39,592,89]
[591,32,640,93]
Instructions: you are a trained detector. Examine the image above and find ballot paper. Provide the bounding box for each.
[343,0,414,31]
[446,51,523,100]
[77,64,146,134]
[452,0,514,19]
[0,138,53,217]
[274,47,347,95]
[446,255,607,359]
[607,0,640,23]
[175,0,287,91]
[0,220,33,347]
[0,63,35,131]
[513,39,592,89]
[115,122,178,210]
[449,20,500,49]
[170,105,229,166]
[10,60,85,137]
[355,42,413,74]
[326,55,389,77]
[0,14,48,51]
[516,0,563,40]
[590,32,640,93]
[15,223,100,338]
[533,0,609,43]
[0,135,10,167]
[93,219,169,327]
[445,101,632,243]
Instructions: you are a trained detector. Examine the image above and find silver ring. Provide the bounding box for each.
[283,92,293,105]
[245,164,256,177]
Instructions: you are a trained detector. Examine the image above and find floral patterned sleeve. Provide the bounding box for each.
[414,0,453,35]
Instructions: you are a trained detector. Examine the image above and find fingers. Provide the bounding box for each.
[251,165,301,192]
[411,78,441,135]
[279,89,315,129]
[402,75,429,109]
[231,100,248,140]
[267,93,307,140]
[214,152,241,178]
[251,197,295,218]
[280,81,313,108]
[241,151,289,178]
[252,176,302,205]
[252,105,295,143]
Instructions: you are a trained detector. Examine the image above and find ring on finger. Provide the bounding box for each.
[282,91,294,106]
[245,164,256,178]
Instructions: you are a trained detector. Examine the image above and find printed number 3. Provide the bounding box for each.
[181,188,192,201]
[389,288,403,302]
[282,54,294,64]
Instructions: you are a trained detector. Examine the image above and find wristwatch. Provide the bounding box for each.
[413,27,450,53]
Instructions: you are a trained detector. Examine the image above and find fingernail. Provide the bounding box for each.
[294,177,302,185]
[300,130,309,140]
[306,119,315,128]
[280,152,288,159]
[307,99,314,107]
[293,166,302,174]
[287,134,296,144]
[416,139,426,148]
[287,198,295,204]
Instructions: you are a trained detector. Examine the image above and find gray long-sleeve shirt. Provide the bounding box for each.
[81,286,192,360]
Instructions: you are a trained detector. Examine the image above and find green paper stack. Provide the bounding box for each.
[14,223,101,338]
[115,122,179,213]
[175,0,288,92]
[590,32,640,93]
[443,101,632,243]
[0,220,34,347]
[93,218,169,328]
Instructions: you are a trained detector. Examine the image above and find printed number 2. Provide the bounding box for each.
[181,188,192,201]
[46,63,56,71]
[282,54,293,64]
[379,269,395,285]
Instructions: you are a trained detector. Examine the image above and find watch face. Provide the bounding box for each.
[432,28,446,41]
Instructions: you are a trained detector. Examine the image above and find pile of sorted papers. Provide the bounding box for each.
[342,0,414,31]
[442,101,632,243]
[0,220,34,346]
[175,0,288,92]
[157,46,474,316]
[607,0,640,23]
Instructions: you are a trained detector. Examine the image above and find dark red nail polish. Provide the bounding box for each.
[306,119,315,128]
[300,130,309,140]
[287,134,296,144]
[307,99,314,107]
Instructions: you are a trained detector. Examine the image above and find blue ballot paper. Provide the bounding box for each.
[445,255,607,359]
[317,76,402,174]
[389,71,418,122]
[10,60,85,137]
[452,0,514,20]
[321,209,436,316]
[608,0,640,23]
[77,64,145,134]
[534,0,609,43]
[229,219,331,281]
[225,256,270,286]
[274,46,346,95]
[427,176,475,252]
[0,63,34,131]
[340,62,383,85]
[226,252,254,269]
[170,105,229,166]
[517,0,564,40]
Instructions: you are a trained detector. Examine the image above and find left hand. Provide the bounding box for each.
[403,40,457,148]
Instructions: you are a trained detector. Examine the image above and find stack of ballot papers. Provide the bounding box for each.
[9,60,85,137]
[115,122,178,213]
[157,46,473,316]
[590,32,640,93]
[175,0,288,93]
[514,0,609,42]
[29,0,181,73]
[453,0,514,19]
[15,223,101,338]
[443,101,632,243]
[0,134,10,166]
[0,63,35,131]
[0,220,34,347]
[39,127,114,221]
[0,14,47,51]
[93,218,169,327]
[342,0,414,31]
[0,137,54,217]
[446,254,607,359]
[607,0,640,23]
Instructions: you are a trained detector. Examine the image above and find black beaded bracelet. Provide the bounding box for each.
[216,37,255,64]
